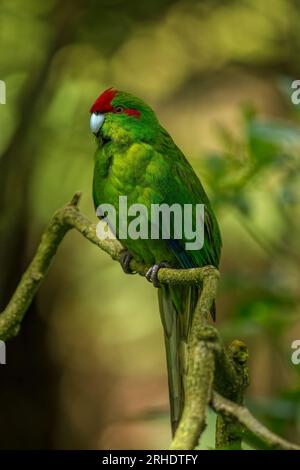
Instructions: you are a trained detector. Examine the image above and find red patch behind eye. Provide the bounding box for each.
[90,87,117,113]
[90,87,141,118]
[123,108,140,118]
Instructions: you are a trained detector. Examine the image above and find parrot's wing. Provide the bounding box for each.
[151,129,222,268]
[150,137,221,433]
[170,156,221,268]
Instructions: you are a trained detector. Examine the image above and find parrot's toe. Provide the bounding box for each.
[145,261,170,287]
[120,250,134,274]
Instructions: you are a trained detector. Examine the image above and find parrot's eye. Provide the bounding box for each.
[114,106,124,113]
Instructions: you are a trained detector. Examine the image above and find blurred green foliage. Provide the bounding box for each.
[0,0,300,449]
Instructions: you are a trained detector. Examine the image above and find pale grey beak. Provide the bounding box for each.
[90,113,105,134]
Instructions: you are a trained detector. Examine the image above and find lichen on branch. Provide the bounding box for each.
[0,193,299,451]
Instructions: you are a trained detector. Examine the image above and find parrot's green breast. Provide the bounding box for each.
[93,140,178,265]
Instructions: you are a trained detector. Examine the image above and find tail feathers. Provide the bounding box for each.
[158,285,199,435]
[158,286,183,434]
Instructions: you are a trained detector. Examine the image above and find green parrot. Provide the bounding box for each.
[90,88,221,434]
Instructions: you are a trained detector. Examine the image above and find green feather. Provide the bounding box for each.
[92,90,222,434]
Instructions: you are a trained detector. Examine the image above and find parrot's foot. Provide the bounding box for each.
[145,261,170,288]
[120,250,134,274]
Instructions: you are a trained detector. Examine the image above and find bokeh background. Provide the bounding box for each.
[0,0,300,449]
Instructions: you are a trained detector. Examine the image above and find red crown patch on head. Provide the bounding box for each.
[90,88,118,114]
[90,87,141,118]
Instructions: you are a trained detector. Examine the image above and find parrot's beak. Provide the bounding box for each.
[90,112,105,134]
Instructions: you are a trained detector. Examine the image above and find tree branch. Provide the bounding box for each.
[170,338,215,450]
[0,193,299,451]
[211,391,300,450]
[170,254,220,449]
[0,193,218,341]
[214,340,249,449]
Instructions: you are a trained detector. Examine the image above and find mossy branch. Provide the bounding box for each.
[0,193,299,451]
[211,392,300,450]
[0,192,219,341]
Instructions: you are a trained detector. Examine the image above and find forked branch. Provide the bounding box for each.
[0,193,298,451]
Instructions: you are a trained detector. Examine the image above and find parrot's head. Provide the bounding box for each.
[90,88,160,146]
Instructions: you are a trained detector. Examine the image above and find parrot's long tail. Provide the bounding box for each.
[158,284,199,435]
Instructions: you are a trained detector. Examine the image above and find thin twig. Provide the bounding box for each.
[211,391,300,450]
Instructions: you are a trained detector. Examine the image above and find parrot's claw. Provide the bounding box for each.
[145,261,170,288]
[120,250,134,274]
